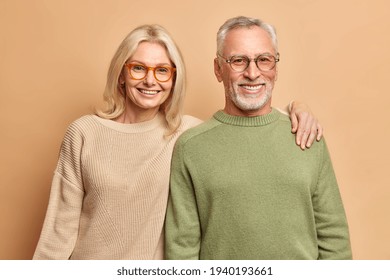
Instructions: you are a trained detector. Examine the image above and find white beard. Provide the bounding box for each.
[228,81,273,111]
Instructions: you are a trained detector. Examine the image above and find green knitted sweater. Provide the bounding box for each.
[165,109,352,260]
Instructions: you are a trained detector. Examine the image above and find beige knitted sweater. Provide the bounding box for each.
[33,113,202,259]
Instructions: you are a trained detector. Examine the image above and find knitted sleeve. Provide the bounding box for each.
[33,122,85,259]
[164,137,201,260]
[313,140,352,259]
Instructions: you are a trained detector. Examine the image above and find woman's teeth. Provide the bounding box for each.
[140,89,159,95]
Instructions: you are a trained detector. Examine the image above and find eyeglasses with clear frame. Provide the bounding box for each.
[217,53,280,72]
[125,63,176,82]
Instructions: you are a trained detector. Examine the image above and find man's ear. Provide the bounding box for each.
[214,58,223,82]
[275,65,278,81]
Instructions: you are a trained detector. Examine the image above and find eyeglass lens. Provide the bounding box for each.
[229,55,277,72]
[129,64,173,82]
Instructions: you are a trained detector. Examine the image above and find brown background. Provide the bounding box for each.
[1,0,389,259]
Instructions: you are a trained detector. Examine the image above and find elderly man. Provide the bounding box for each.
[165,16,352,260]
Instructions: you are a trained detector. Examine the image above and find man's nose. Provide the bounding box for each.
[243,60,261,80]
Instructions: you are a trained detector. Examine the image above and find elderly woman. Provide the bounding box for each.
[33,24,322,260]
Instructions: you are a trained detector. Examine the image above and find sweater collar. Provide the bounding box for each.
[92,112,166,133]
[213,108,281,127]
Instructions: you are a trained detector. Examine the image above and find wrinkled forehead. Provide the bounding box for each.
[223,26,276,56]
[128,41,172,65]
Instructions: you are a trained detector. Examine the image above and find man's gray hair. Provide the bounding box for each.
[216,16,278,55]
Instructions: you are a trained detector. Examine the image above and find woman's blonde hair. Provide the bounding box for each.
[96,24,186,136]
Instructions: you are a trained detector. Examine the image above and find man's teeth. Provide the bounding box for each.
[241,84,264,90]
[140,89,159,95]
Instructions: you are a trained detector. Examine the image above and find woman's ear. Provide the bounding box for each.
[119,71,125,85]
[118,72,126,95]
